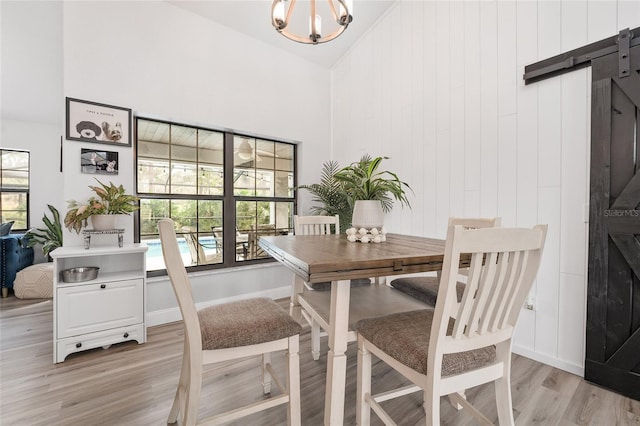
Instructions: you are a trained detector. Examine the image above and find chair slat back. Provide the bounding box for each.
[294,215,340,236]
[159,219,202,353]
[433,225,547,352]
[447,216,501,230]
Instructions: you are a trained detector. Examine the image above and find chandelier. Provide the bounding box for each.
[271,0,353,45]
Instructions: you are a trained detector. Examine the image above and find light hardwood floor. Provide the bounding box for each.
[1,295,638,425]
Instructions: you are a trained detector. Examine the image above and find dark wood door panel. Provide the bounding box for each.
[587,43,640,400]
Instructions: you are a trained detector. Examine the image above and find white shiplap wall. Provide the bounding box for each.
[331,0,640,375]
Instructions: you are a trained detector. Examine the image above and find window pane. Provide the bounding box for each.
[256,140,274,169]
[237,200,293,261]
[275,170,293,198]
[256,169,274,197]
[1,192,28,229]
[275,143,294,171]
[138,120,171,194]
[171,162,197,194]
[234,167,255,196]
[198,129,224,196]
[1,150,29,190]
[1,150,29,230]
[139,199,170,236]
[138,159,170,193]
[234,136,255,167]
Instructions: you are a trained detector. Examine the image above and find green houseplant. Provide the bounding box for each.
[65,179,140,233]
[299,155,412,231]
[334,155,412,229]
[24,204,63,259]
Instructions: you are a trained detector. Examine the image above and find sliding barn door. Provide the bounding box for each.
[587,43,640,400]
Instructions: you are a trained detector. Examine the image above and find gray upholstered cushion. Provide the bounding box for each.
[390,276,465,306]
[198,298,302,350]
[356,310,496,377]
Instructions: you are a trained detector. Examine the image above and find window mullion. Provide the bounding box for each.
[223,132,236,264]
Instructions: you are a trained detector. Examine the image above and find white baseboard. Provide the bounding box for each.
[512,344,584,377]
[146,285,292,327]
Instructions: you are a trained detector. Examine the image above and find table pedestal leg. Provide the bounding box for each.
[324,279,350,426]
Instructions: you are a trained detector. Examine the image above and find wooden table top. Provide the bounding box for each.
[259,233,447,283]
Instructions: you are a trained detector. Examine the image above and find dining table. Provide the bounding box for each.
[259,233,451,425]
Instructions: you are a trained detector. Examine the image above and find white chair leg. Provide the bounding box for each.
[311,319,321,361]
[423,387,439,426]
[168,337,189,424]
[262,352,272,394]
[495,343,515,425]
[287,336,301,426]
[183,351,202,426]
[356,336,372,426]
[448,391,466,410]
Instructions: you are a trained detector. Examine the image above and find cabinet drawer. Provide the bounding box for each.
[56,324,145,363]
[57,279,143,338]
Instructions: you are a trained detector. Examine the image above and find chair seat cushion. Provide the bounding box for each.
[356,310,496,377]
[390,276,465,305]
[198,297,302,350]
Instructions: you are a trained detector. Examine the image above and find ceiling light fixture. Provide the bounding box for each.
[271,0,353,45]
[238,139,253,160]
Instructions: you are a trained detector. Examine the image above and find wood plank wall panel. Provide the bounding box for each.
[496,1,518,228]
[479,1,499,218]
[535,1,563,360]
[449,2,465,217]
[557,1,589,370]
[618,0,640,30]
[422,1,438,239]
[330,0,633,375]
[435,1,451,236]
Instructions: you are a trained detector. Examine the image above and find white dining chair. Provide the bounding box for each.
[291,214,340,360]
[158,218,302,425]
[356,224,547,425]
[390,217,501,306]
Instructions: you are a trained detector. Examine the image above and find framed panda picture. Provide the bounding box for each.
[66,97,132,147]
[81,148,119,175]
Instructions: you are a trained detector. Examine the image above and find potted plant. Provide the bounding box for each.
[24,204,63,260]
[297,160,353,233]
[64,179,140,233]
[334,155,412,229]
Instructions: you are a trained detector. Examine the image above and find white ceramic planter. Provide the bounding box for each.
[90,214,117,231]
[351,200,385,229]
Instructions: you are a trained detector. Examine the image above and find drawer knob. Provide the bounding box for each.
[100,284,106,289]
[76,342,82,348]
[123,332,129,338]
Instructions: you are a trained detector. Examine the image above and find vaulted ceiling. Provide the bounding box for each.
[168,0,397,68]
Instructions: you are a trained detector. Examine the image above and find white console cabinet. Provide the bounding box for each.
[50,244,148,363]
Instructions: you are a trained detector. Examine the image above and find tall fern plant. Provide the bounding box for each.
[298,160,352,233]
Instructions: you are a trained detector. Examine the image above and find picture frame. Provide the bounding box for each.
[81,148,119,175]
[66,97,132,147]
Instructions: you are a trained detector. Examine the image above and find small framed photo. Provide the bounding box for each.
[66,97,132,147]
[81,148,119,175]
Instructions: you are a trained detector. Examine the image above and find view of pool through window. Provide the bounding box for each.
[144,235,219,271]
